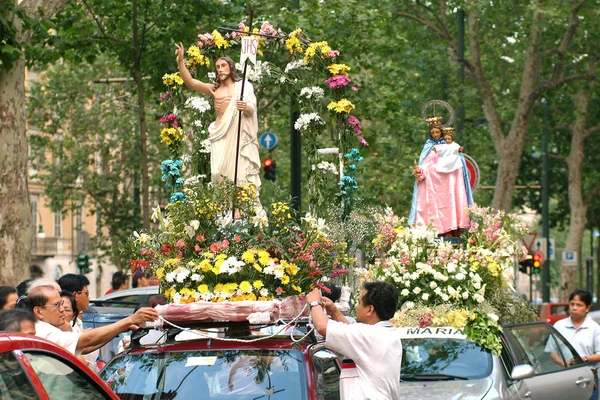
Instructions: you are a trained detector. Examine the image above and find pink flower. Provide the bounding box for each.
[194,245,201,253]
[276,287,285,295]
[175,238,186,248]
[160,91,171,101]
[158,114,179,128]
[351,86,359,92]
[325,75,350,89]
[358,136,370,147]
[260,21,277,36]
[328,50,340,59]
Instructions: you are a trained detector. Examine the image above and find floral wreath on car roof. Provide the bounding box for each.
[362,205,534,354]
[157,21,368,217]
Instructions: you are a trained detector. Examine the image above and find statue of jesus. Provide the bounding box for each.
[175,43,261,192]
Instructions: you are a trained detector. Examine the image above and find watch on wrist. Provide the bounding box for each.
[309,301,321,309]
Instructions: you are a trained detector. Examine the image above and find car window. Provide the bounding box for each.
[24,352,109,400]
[101,349,307,399]
[0,352,37,400]
[99,295,143,308]
[504,323,584,375]
[551,305,569,316]
[401,338,492,380]
[312,349,340,400]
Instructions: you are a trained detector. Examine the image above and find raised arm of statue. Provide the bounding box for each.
[175,42,213,95]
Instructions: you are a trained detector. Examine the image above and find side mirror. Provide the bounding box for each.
[511,364,535,380]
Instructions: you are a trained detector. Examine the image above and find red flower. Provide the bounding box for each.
[276,287,285,295]
[194,245,201,253]
[209,243,219,252]
[235,235,241,243]
[175,238,186,248]
[196,234,205,242]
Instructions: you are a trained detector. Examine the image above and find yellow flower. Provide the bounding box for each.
[253,263,263,272]
[246,293,257,301]
[292,284,302,293]
[212,30,230,48]
[258,250,271,266]
[186,45,210,67]
[211,266,221,275]
[199,259,212,272]
[327,99,355,114]
[160,127,185,145]
[280,275,290,285]
[164,288,176,301]
[198,284,209,293]
[242,250,256,264]
[304,41,331,63]
[203,252,215,259]
[327,63,351,76]
[282,261,298,276]
[239,281,252,293]
[162,73,184,87]
[285,28,303,54]
[181,288,196,298]
[156,267,165,280]
[253,280,264,289]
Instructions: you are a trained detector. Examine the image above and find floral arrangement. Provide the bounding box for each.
[125,180,354,304]
[157,20,368,216]
[365,204,530,354]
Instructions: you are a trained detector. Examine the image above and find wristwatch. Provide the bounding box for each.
[309,301,322,309]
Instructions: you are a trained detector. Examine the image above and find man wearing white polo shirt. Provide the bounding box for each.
[306,282,401,400]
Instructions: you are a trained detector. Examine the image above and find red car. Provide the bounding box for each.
[538,302,569,325]
[99,322,341,400]
[0,333,119,399]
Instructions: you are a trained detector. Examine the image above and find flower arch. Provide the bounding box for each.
[158,21,368,216]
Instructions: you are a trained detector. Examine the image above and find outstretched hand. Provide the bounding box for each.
[175,42,185,64]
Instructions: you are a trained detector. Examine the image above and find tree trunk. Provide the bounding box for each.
[561,86,592,299]
[0,59,33,285]
[0,0,70,285]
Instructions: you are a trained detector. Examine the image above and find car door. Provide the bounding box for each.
[504,322,593,400]
[310,345,341,400]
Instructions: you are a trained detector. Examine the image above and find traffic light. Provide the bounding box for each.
[77,253,91,274]
[263,158,276,182]
[519,255,533,274]
[532,252,542,274]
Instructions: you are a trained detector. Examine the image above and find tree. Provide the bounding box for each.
[0,0,70,285]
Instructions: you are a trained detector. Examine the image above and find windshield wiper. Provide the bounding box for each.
[401,373,469,381]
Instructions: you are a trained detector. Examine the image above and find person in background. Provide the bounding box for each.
[0,309,36,335]
[16,279,33,297]
[57,274,90,321]
[132,270,159,288]
[0,286,18,310]
[105,271,129,295]
[323,284,356,324]
[27,278,61,294]
[59,291,79,332]
[547,289,600,400]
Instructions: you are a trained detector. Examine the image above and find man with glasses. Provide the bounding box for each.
[57,274,90,320]
[26,285,159,356]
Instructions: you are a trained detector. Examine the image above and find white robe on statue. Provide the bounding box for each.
[208,80,261,191]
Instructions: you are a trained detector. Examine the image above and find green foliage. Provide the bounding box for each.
[0,0,40,72]
[463,311,503,355]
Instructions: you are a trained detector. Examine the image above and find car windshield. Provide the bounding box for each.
[100,349,307,400]
[401,338,492,380]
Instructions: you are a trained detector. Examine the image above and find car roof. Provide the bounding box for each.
[96,285,159,300]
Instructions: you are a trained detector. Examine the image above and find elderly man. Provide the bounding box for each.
[26,285,158,356]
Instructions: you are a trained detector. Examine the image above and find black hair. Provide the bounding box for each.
[16,279,32,297]
[570,289,593,307]
[111,271,129,290]
[0,309,36,332]
[57,274,89,293]
[60,290,79,326]
[0,286,17,309]
[361,282,398,321]
[323,284,342,303]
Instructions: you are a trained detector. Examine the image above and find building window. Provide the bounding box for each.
[54,211,62,238]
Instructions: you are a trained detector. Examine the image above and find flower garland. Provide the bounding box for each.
[157,20,368,217]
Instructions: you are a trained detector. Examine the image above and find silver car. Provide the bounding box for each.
[398,322,594,399]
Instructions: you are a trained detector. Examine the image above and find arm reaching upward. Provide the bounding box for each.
[175,43,213,95]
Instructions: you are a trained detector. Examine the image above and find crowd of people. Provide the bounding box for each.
[0,272,160,373]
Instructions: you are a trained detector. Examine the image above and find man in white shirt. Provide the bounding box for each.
[306,282,402,400]
[27,286,159,356]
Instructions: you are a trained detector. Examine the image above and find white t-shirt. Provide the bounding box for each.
[546,315,600,368]
[326,320,402,400]
[35,321,81,356]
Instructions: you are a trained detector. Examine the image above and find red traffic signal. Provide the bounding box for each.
[532,251,542,274]
[263,158,273,168]
[263,158,276,182]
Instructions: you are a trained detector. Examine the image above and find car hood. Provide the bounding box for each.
[400,377,492,400]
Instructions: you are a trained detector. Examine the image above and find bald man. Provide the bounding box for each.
[26,286,159,355]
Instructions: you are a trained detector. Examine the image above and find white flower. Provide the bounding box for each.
[314,161,338,175]
[176,268,190,283]
[185,96,211,113]
[191,274,202,281]
[199,139,211,153]
[422,293,430,301]
[441,294,450,301]
[133,231,151,244]
[447,286,457,296]
[401,301,415,311]
[455,273,465,281]
[294,113,325,131]
[284,59,308,72]
[151,206,162,223]
[474,293,484,303]
[488,313,499,322]
[429,281,438,290]
[462,291,469,300]
[447,262,457,273]
[401,289,410,297]
[434,287,442,295]
[299,86,325,100]
[236,60,272,82]
[208,72,216,80]
[259,288,269,297]
[165,272,176,283]
[172,293,182,304]
[412,287,421,295]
